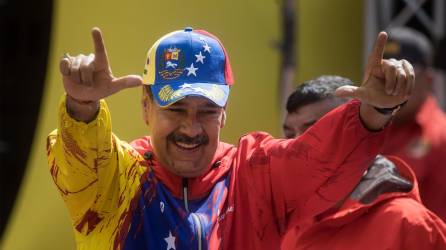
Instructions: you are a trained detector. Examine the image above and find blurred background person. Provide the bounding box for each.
[281,75,446,250]
[382,27,446,222]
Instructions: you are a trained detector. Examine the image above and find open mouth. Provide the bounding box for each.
[173,141,202,151]
[168,132,209,152]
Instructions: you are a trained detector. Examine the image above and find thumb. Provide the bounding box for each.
[334,85,363,99]
[112,75,143,91]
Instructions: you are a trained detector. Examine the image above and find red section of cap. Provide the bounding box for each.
[195,29,234,85]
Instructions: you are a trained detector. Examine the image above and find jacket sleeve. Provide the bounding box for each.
[238,100,388,234]
[46,95,141,235]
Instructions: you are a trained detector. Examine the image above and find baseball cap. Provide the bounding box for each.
[384,27,433,67]
[142,27,234,107]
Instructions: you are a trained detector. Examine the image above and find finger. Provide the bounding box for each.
[367,31,388,68]
[71,56,82,84]
[402,59,415,97]
[382,60,397,95]
[111,75,143,93]
[334,85,364,99]
[60,53,72,76]
[91,27,109,69]
[79,54,96,85]
[393,64,407,96]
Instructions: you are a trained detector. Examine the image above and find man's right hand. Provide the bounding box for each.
[60,27,142,122]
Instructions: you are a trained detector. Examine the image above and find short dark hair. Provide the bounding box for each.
[286,75,353,113]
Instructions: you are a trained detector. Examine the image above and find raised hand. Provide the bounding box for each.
[335,32,415,109]
[60,27,142,102]
[60,27,142,122]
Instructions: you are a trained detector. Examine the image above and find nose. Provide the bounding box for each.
[179,112,203,138]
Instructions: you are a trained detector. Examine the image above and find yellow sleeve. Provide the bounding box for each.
[46,95,141,237]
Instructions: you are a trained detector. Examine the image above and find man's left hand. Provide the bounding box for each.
[334,31,415,130]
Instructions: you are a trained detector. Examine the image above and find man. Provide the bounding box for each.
[283,76,352,138]
[382,27,446,221]
[281,76,446,249]
[47,27,413,249]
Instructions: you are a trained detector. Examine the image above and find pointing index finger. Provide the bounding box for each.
[91,27,109,68]
[368,31,388,67]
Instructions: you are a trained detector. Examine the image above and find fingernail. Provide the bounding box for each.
[60,61,70,75]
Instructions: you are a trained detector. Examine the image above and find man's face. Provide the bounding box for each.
[283,98,340,138]
[145,95,226,178]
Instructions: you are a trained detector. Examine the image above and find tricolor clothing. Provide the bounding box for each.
[47,96,386,250]
[383,95,446,222]
[281,155,446,250]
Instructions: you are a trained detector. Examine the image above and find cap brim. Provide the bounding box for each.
[150,82,229,107]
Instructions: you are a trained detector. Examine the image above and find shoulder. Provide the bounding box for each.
[374,197,444,228]
[238,131,275,144]
[373,196,446,247]
[236,131,285,155]
[129,136,152,156]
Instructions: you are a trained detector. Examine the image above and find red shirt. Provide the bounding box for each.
[281,156,446,250]
[383,95,446,221]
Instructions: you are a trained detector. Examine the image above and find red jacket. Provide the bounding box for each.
[383,95,446,221]
[281,156,446,250]
[127,100,386,249]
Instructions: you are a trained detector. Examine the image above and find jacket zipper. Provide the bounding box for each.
[183,178,190,212]
[183,178,203,250]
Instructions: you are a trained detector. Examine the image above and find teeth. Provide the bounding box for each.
[176,141,200,149]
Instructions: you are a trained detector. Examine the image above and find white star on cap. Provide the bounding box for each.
[195,51,206,64]
[164,231,176,250]
[203,43,211,53]
[186,63,198,76]
[180,83,193,89]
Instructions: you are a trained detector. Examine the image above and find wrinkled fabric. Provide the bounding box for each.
[281,156,446,250]
[47,95,386,250]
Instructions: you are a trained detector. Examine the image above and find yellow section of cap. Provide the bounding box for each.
[142,30,183,85]
[384,41,401,56]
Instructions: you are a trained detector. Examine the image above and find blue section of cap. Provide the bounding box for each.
[153,30,226,85]
[151,82,229,107]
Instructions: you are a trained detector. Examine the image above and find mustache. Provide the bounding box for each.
[167,132,209,145]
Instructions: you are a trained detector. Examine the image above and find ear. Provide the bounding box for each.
[141,87,151,126]
[220,110,226,128]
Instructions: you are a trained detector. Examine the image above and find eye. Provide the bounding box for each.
[167,107,185,113]
[200,109,218,115]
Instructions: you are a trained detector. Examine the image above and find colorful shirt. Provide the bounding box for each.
[47,96,386,250]
[280,156,446,250]
[382,95,446,221]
